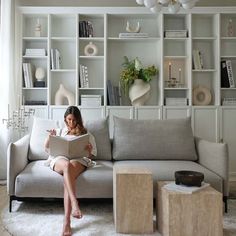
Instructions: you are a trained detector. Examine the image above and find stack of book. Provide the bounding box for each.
[81,95,102,107]
[22,63,34,88]
[221,60,235,88]
[24,100,47,105]
[79,64,89,88]
[79,21,94,37]
[119,32,148,38]
[107,80,121,106]
[222,97,236,106]
[25,48,46,57]
[50,49,61,70]
[164,30,188,38]
[165,97,188,106]
[192,49,203,70]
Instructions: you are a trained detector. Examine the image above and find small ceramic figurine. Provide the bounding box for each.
[35,67,45,81]
[35,18,41,37]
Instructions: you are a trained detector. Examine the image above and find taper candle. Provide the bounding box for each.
[169,62,171,80]
[178,68,182,83]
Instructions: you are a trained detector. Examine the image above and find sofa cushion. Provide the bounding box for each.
[28,117,60,161]
[113,117,198,161]
[85,118,112,160]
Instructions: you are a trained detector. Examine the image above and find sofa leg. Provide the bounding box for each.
[223,196,228,213]
[9,196,13,213]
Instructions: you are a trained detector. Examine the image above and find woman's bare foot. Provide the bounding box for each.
[62,220,72,236]
[71,200,83,219]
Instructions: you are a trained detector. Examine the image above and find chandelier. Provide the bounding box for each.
[136,0,199,14]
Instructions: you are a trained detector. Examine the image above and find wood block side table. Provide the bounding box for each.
[113,166,153,234]
[156,181,223,236]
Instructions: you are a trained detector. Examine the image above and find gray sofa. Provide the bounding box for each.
[7,116,229,212]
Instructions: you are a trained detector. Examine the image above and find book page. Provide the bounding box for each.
[49,133,90,158]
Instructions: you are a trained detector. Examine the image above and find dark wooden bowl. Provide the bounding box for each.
[175,170,204,187]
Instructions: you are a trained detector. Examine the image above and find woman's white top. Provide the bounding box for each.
[45,127,97,166]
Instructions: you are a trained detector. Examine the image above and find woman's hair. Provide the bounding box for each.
[64,106,87,135]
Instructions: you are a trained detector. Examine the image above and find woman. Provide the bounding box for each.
[44,106,97,236]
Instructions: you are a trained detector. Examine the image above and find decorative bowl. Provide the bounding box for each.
[175,170,204,187]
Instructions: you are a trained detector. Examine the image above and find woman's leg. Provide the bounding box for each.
[63,184,72,236]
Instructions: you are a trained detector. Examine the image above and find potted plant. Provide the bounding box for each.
[120,56,158,106]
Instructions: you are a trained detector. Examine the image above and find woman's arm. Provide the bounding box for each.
[44,129,56,152]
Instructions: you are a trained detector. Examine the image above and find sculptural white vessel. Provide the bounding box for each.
[55,84,75,105]
[35,67,45,81]
[129,79,151,106]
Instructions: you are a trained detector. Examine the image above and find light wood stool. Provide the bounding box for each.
[113,166,153,234]
[156,181,223,236]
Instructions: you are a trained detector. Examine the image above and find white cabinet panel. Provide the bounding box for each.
[163,106,191,120]
[80,107,105,121]
[220,107,236,178]
[49,106,67,121]
[31,106,48,119]
[106,106,134,138]
[192,107,219,142]
[135,106,162,120]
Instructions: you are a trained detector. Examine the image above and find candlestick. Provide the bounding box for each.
[178,68,182,83]
[168,62,172,80]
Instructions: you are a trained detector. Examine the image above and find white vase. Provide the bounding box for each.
[129,79,151,106]
[55,84,75,105]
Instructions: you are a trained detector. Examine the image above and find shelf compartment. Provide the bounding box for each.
[79,40,104,57]
[22,40,48,57]
[164,40,188,57]
[22,88,47,106]
[164,14,189,32]
[78,89,104,106]
[221,40,236,56]
[220,14,236,37]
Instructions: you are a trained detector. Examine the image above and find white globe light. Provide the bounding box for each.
[168,1,180,13]
[136,0,144,5]
[158,0,170,4]
[150,3,162,13]
[182,0,197,9]
[144,0,157,8]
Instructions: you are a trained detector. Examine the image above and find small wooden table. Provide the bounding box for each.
[113,166,153,234]
[156,181,223,236]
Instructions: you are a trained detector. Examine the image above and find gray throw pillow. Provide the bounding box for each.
[113,116,197,161]
[85,118,112,160]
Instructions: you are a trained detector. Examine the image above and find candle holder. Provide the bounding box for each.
[2,106,35,134]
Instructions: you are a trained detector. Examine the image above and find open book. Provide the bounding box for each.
[49,133,90,159]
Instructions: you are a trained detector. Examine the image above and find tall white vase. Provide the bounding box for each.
[129,79,151,106]
[55,84,75,105]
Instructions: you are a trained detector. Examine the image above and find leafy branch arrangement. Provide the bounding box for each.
[120,56,158,96]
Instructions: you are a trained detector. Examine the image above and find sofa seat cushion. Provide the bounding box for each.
[15,160,113,198]
[113,117,197,161]
[113,160,223,194]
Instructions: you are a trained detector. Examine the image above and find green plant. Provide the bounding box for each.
[120,56,158,96]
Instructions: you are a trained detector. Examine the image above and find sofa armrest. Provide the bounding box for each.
[7,134,30,196]
[195,136,229,197]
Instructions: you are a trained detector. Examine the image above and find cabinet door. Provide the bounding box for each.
[106,106,134,138]
[49,106,67,120]
[80,107,105,121]
[192,106,219,142]
[135,106,162,120]
[220,107,236,179]
[163,106,191,119]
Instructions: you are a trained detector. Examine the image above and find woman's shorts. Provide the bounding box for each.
[49,156,85,170]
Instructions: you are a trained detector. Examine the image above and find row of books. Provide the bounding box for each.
[50,49,61,70]
[25,48,46,57]
[22,63,34,88]
[107,80,121,106]
[79,64,89,88]
[79,21,94,37]
[192,49,203,70]
[221,60,235,88]
[164,30,188,38]
[119,32,148,38]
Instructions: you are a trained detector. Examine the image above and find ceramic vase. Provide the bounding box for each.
[55,84,75,105]
[129,79,151,106]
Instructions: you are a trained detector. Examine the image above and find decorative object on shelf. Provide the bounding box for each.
[2,103,35,133]
[126,21,141,33]
[175,170,204,187]
[120,56,158,106]
[34,18,41,37]
[136,0,199,14]
[193,86,212,106]
[84,42,98,56]
[55,84,75,106]
[35,67,45,81]
[227,19,234,37]
[166,62,181,88]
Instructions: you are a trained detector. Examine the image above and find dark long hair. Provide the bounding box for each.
[64,106,87,135]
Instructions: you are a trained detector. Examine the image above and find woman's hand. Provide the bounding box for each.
[47,129,56,136]
[85,143,93,157]
[45,129,56,151]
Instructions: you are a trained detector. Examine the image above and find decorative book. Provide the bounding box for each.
[49,133,90,159]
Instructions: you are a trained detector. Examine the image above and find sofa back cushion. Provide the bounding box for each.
[29,117,60,161]
[85,118,112,160]
[113,116,198,161]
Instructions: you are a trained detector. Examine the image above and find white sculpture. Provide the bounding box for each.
[84,42,98,56]
[55,84,75,106]
[126,21,141,33]
[35,67,45,81]
[129,79,151,106]
[35,18,41,37]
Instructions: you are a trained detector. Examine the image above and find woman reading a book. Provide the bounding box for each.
[44,106,97,236]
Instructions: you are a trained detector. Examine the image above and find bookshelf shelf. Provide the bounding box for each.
[79,56,104,59]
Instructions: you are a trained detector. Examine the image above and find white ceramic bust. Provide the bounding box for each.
[55,84,75,105]
[35,67,45,81]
